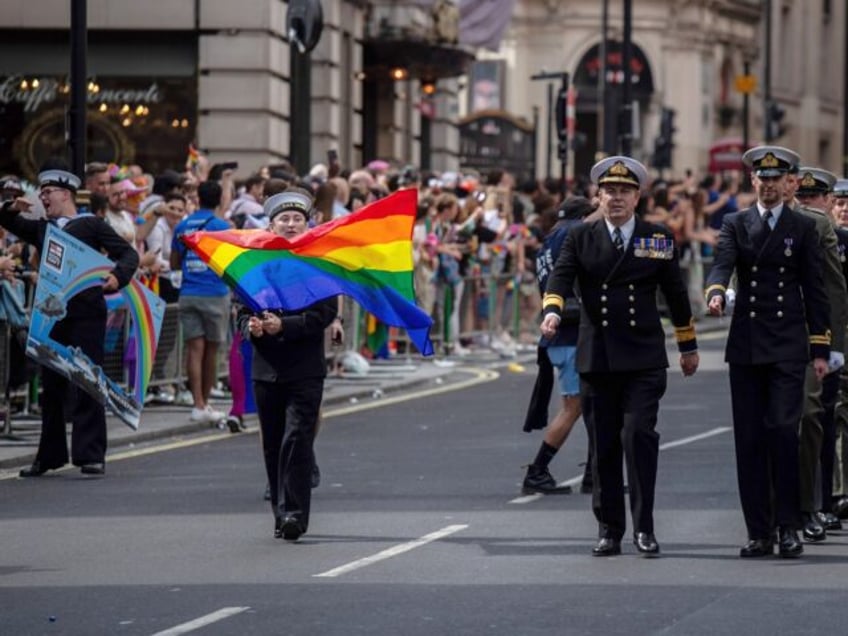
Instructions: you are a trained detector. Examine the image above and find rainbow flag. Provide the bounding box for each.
[182,189,434,355]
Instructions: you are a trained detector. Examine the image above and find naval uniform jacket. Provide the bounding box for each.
[236,299,337,383]
[705,204,830,364]
[542,217,697,373]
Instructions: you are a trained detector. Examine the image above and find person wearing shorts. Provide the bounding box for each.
[171,180,232,423]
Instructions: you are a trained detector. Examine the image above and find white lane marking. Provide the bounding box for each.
[1,368,499,481]
[508,426,732,504]
[659,426,731,450]
[150,606,250,636]
[314,524,468,578]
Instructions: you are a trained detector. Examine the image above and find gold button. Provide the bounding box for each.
[750,311,756,318]
[601,307,608,314]
[629,284,635,290]
[751,281,758,288]
[629,295,635,302]
[750,296,756,302]
[777,295,783,302]
[601,295,607,302]
[777,311,784,317]
[780,267,785,273]
[602,284,608,290]
[779,282,784,288]
[629,308,635,314]
[630,320,636,326]
[602,320,609,327]
[752,266,758,273]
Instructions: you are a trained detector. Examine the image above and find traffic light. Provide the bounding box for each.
[766,100,787,141]
[287,0,324,54]
[652,107,676,170]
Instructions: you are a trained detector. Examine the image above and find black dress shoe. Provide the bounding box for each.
[591,536,622,557]
[801,512,826,542]
[739,538,774,558]
[280,515,305,542]
[778,528,803,558]
[19,461,59,478]
[817,511,843,531]
[80,463,105,476]
[633,532,660,557]
[833,496,848,520]
[521,465,572,495]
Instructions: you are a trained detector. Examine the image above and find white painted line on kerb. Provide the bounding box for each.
[150,606,250,636]
[509,426,732,505]
[314,524,468,578]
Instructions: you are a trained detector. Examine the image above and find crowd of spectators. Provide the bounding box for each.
[0,151,758,412]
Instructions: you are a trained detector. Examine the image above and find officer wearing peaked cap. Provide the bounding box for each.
[540,155,699,558]
[706,145,831,558]
[789,165,848,539]
[0,161,139,478]
[829,179,848,520]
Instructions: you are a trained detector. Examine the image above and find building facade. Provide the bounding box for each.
[494,0,846,180]
[0,0,471,180]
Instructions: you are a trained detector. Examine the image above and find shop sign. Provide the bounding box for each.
[0,76,162,113]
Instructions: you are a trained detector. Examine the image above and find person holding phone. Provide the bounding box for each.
[236,188,337,542]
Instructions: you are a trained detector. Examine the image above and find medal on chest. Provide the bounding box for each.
[784,237,793,257]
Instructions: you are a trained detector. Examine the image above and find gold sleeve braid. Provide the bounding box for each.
[704,284,726,301]
[542,293,564,311]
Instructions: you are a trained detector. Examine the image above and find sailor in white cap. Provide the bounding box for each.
[0,161,139,478]
[540,155,699,557]
[706,145,831,558]
[237,186,337,541]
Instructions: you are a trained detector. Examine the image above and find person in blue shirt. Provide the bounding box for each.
[171,180,232,423]
[521,196,596,495]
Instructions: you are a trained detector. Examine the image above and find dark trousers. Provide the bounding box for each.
[729,361,805,539]
[820,371,840,510]
[37,316,107,467]
[254,377,323,529]
[580,368,667,540]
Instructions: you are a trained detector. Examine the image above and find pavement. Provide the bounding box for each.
[0,316,727,471]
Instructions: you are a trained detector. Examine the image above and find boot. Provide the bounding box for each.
[522,465,572,495]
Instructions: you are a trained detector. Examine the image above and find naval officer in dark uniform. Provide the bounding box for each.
[0,164,139,477]
[540,156,699,557]
[706,146,831,558]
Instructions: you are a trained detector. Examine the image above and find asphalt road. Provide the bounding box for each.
[4,331,848,636]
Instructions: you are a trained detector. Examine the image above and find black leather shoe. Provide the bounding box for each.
[280,515,305,542]
[801,512,826,542]
[19,461,60,478]
[778,528,803,558]
[522,465,572,495]
[833,496,848,520]
[591,536,622,557]
[817,511,842,531]
[633,532,660,557]
[739,538,774,558]
[80,463,105,475]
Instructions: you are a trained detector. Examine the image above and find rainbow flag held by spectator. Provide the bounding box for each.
[181,189,434,356]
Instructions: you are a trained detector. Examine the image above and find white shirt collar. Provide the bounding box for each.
[756,201,784,220]
[604,215,636,243]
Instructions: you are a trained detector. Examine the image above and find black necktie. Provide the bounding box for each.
[763,210,773,235]
[613,227,624,252]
